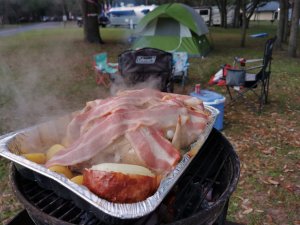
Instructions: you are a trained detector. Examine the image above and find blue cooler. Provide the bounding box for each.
[190,90,226,130]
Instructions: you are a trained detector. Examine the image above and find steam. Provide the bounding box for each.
[0,60,66,132]
[109,74,162,96]
[0,46,107,134]
[0,43,163,134]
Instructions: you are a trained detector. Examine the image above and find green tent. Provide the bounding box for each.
[132,3,211,57]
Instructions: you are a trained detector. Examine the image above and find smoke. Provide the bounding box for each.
[0,42,106,134]
[0,42,166,134]
[0,56,66,133]
[109,73,162,96]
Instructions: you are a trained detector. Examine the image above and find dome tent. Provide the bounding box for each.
[132,3,211,57]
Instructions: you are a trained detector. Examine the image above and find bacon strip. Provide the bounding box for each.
[46,88,210,174]
[125,127,181,173]
[47,104,189,167]
[64,91,164,145]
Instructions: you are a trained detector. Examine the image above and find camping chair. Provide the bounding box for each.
[171,52,190,89]
[93,53,118,88]
[118,47,174,92]
[225,36,277,112]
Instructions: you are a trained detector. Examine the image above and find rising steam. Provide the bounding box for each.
[109,73,162,96]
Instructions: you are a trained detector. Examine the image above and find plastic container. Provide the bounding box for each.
[190,90,226,130]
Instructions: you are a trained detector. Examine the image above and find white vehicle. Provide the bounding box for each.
[107,5,157,28]
[194,6,235,26]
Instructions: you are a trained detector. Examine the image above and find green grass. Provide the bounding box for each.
[0,159,8,182]
[0,22,299,224]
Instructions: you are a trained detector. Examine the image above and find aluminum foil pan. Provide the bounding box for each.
[0,105,218,221]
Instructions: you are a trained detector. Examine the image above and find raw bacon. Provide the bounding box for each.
[125,127,181,173]
[46,88,210,174]
[64,93,163,145]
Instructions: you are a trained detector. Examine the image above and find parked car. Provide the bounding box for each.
[98,15,110,27]
[76,15,110,28]
[42,16,50,22]
[76,16,83,27]
[107,5,157,28]
[193,6,235,26]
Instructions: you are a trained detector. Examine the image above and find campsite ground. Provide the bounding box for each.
[0,21,299,224]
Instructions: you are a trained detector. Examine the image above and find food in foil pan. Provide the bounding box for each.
[10,88,212,204]
[83,163,160,203]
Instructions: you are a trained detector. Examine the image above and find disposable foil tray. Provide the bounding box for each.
[0,105,218,222]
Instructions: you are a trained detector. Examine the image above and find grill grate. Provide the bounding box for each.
[14,172,104,224]
[10,129,239,225]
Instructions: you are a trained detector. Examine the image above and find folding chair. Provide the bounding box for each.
[171,52,190,88]
[118,48,174,92]
[93,53,118,87]
[225,36,277,112]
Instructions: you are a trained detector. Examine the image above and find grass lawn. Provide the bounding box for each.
[0,22,299,224]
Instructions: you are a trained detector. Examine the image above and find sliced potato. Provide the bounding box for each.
[91,163,155,177]
[22,153,47,164]
[46,144,65,160]
[70,175,83,185]
[48,165,73,179]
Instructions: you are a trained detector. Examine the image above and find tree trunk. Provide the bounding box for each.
[241,8,248,47]
[216,0,228,28]
[223,2,227,28]
[233,0,241,28]
[276,0,288,48]
[222,0,228,28]
[81,0,104,44]
[288,0,300,57]
[3,0,9,24]
[240,0,261,47]
[62,0,67,15]
[283,2,289,43]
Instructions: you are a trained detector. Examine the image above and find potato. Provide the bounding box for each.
[70,175,83,185]
[22,153,46,164]
[46,144,65,160]
[91,163,155,176]
[48,165,73,179]
[83,163,160,203]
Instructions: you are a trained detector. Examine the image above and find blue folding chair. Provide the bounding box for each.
[93,53,118,87]
[171,52,189,88]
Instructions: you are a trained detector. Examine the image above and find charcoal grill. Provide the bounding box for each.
[7,129,240,225]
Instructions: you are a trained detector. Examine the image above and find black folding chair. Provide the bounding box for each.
[225,36,277,112]
[117,48,174,92]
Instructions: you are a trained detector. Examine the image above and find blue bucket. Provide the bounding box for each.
[190,90,226,131]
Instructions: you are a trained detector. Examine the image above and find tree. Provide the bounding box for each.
[215,0,228,28]
[233,0,242,28]
[283,1,290,42]
[0,0,60,24]
[81,0,104,44]
[240,0,261,47]
[2,0,9,24]
[288,0,300,57]
[276,0,289,49]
